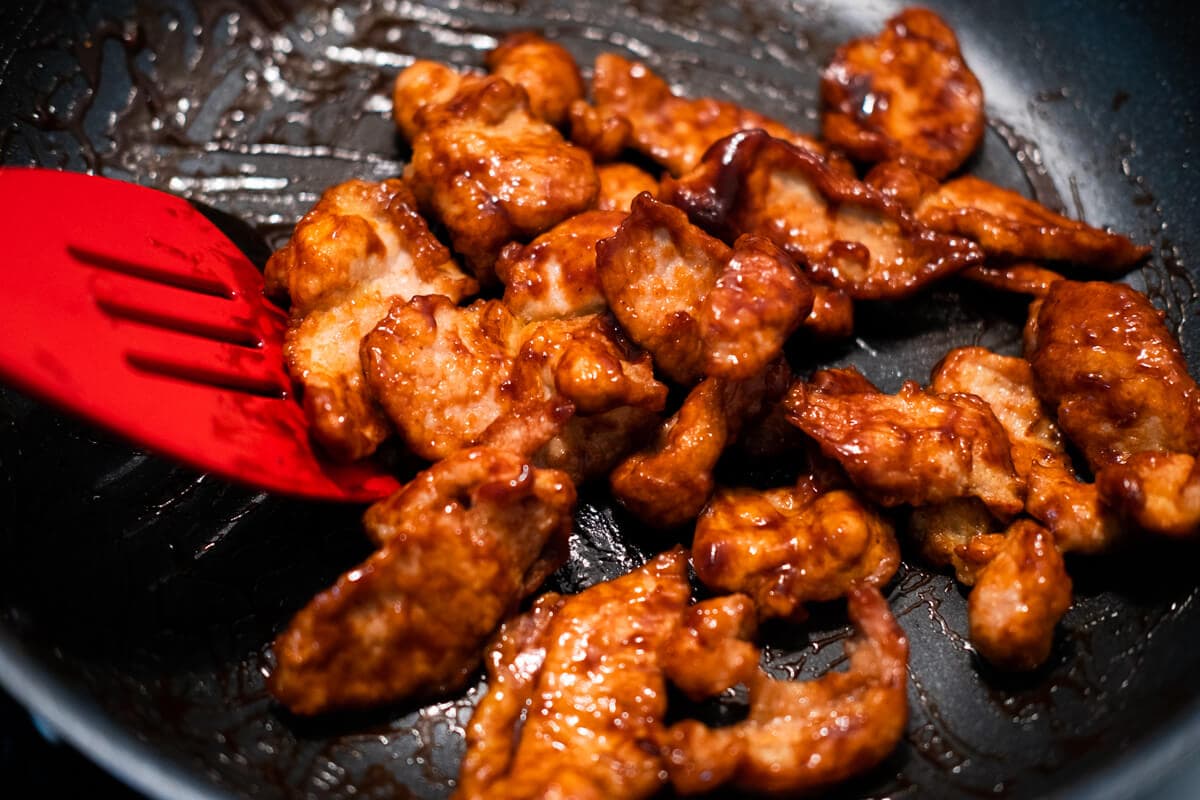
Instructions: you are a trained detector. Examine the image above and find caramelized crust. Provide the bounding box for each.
[968,520,1072,671]
[269,448,574,715]
[665,130,983,299]
[265,178,477,460]
[661,586,908,796]
[662,595,760,701]
[694,481,900,620]
[363,297,523,460]
[485,32,585,126]
[594,162,659,212]
[392,60,485,142]
[611,364,789,527]
[930,346,1119,553]
[916,176,1150,270]
[597,193,812,384]
[1027,281,1200,471]
[908,498,997,585]
[785,377,1024,517]
[821,8,984,178]
[591,52,832,176]
[396,66,599,282]
[455,548,691,800]
[496,210,626,323]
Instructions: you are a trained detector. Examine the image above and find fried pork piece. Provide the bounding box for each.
[908,498,997,584]
[611,363,790,527]
[264,178,478,461]
[665,130,983,300]
[364,298,666,463]
[1027,280,1200,470]
[968,520,1072,671]
[594,162,659,212]
[930,346,1119,553]
[395,65,598,283]
[694,479,900,621]
[392,59,485,141]
[485,32,584,126]
[567,99,632,162]
[455,547,691,800]
[915,176,1150,270]
[805,284,856,338]
[661,586,908,796]
[269,448,574,715]
[496,210,626,323]
[821,7,984,179]
[1098,453,1200,538]
[597,193,812,384]
[591,52,833,176]
[960,263,1064,297]
[363,297,522,461]
[785,376,1024,517]
[662,595,760,701]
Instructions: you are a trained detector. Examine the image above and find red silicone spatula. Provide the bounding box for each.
[0,167,402,502]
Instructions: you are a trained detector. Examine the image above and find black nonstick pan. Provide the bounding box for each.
[2,0,1199,797]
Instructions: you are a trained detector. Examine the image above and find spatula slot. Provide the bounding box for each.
[125,353,289,399]
[69,245,234,299]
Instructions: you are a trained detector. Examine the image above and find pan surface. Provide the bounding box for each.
[2,0,1199,797]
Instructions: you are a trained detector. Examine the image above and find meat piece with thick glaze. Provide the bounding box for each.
[591,52,835,176]
[821,8,984,179]
[693,479,900,621]
[661,586,908,796]
[665,130,983,300]
[594,162,659,212]
[454,547,691,800]
[597,193,812,384]
[496,210,626,323]
[269,447,575,715]
[485,32,585,126]
[968,519,1072,671]
[784,375,1024,517]
[265,178,478,461]
[395,65,598,283]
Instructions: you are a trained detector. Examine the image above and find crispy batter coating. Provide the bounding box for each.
[821,8,984,179]
[915,176,1150,270]
[485,32,585,126]
[496,210,626,323]
[531,406,661,485]
[363,296,523,460]
[396,65,598,282]
[930,346,1119,553]
[269,448,574,715]
[1027,281,1200,470]
[594,162,659,212]
[694,480,900,621]
[665,130,983,300]
[785,377,1024,517]
[804,284,856,338]
[567,99,632,162]
[611,364,789,527]
[1098,453,1200,538]
[661,586,908,796]
[455,547,691,800]
[597,193,812,384]
[591,52,832,176]
[662,595,760,701]
[968,520,1072,671]
[265,179,478,461]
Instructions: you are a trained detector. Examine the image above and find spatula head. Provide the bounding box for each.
[0,168,401,502]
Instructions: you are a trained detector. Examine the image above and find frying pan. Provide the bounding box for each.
[2,0,1199,797]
